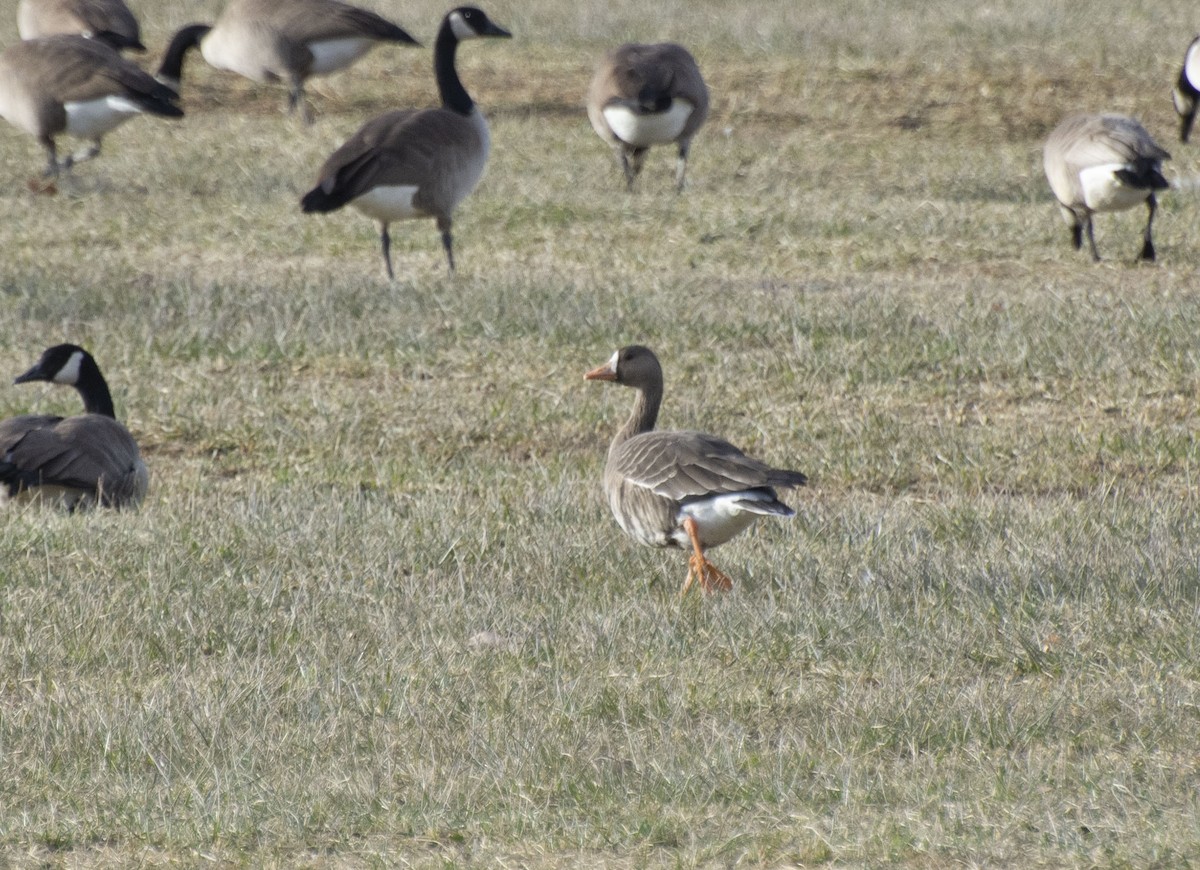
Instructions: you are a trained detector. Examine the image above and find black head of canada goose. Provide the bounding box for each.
[300,6,512,279]
[1043,113,1170,262]
[1174,35,1200,143]
[0,35,183,179]
[0,344,148,510]
[586,43,709,191]
[156,0,420,123]
[17,0,145,52]
[584,346,807,597]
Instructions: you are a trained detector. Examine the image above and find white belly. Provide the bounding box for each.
[308,38,375,75]
[604,99,694,147]
[351,185,423,222]
[63,97,141,138]
[1186,40,1200,89]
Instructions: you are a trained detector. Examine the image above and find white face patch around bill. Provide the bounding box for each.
[449,11,474,41]
[54,350,84,385]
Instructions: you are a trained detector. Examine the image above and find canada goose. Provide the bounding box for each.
[17,0,144,52]
[0,35,183,179]
[157,0,419,123]
[585,346,807,596]
[0,344,148,510]
[1043,113,1171,262]
[586,42,709,191]
[1174,36,1200,143]
[300,6,511,278]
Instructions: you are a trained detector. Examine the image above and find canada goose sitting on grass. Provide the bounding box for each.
[585,346,807,596]
[1043,113,1170,262]
[0,344,148,510]
[18,0,144,52]
[157,0,419,123]
[1174,35,1200,143]
[0,35,183,182]
[300,6,511,279]
[586,42,709,191]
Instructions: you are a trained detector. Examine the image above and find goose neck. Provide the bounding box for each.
[76,360,116,418]
[613,383,661,449]
[434,21,472,115]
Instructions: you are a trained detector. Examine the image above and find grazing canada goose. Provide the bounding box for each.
[1043,113,1171,262]
[585,346,807,596]
[0,344,148,510]
[300,6,511,278]
[0,35,183,179]
[1174,36,1200,143]
[157,0,419,123]
[586,42,709,191]
[17,0,144,52]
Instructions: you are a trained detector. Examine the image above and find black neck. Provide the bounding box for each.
[434,20,473,115]
[75,356,116,418]
[157,24,210,84]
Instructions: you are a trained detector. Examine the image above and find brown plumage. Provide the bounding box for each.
[585,346,806,596]
[586,43,709,190]
[17,0,144,52]
[0,34,182,179]
[1043,113,1170,262]
[0,344,148,510]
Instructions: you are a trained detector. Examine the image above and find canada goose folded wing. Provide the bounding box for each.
[13,36,181,111]
[18,0,144,51]
[304,108,483,209]
[263,0,421,43]
[0,414,144,503]
[613,430,808,502]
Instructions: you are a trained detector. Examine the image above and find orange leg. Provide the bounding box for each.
[680,517,734,597]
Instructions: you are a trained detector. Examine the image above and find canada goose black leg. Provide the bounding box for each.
[1140,194,1157,261]
[680,516,733,597]
[379,223,394,281]
[1083,216,1101,262]
[674,142,690,191]
[287,80,313,125]
[437,215,455,273]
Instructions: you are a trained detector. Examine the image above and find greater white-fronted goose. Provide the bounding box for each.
[17,0,144,52]
[157,0,419,123]
[0,344,148,510]
[586,42,709,191]
[1043,113,1171,262]
[1174,36,1200,143]
[300,6,511,278]
[0,35,183,179]
[585,345,807,596]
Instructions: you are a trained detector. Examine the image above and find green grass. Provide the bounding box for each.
[2,0,1200,866]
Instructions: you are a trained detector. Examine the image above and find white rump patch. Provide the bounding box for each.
[604,99,694,147]
[308,38,375,75]
[351,185,423,222]
[1079,163,1152,213]
[63,97,142,138]
[674,491,781,548]
[53,350,84,386]
[1187,38,1200,89]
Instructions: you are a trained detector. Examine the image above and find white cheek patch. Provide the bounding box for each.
[54,350,84,385]
[449,11,474,41]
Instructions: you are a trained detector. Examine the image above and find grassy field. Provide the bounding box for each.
[1,0,1200,866]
